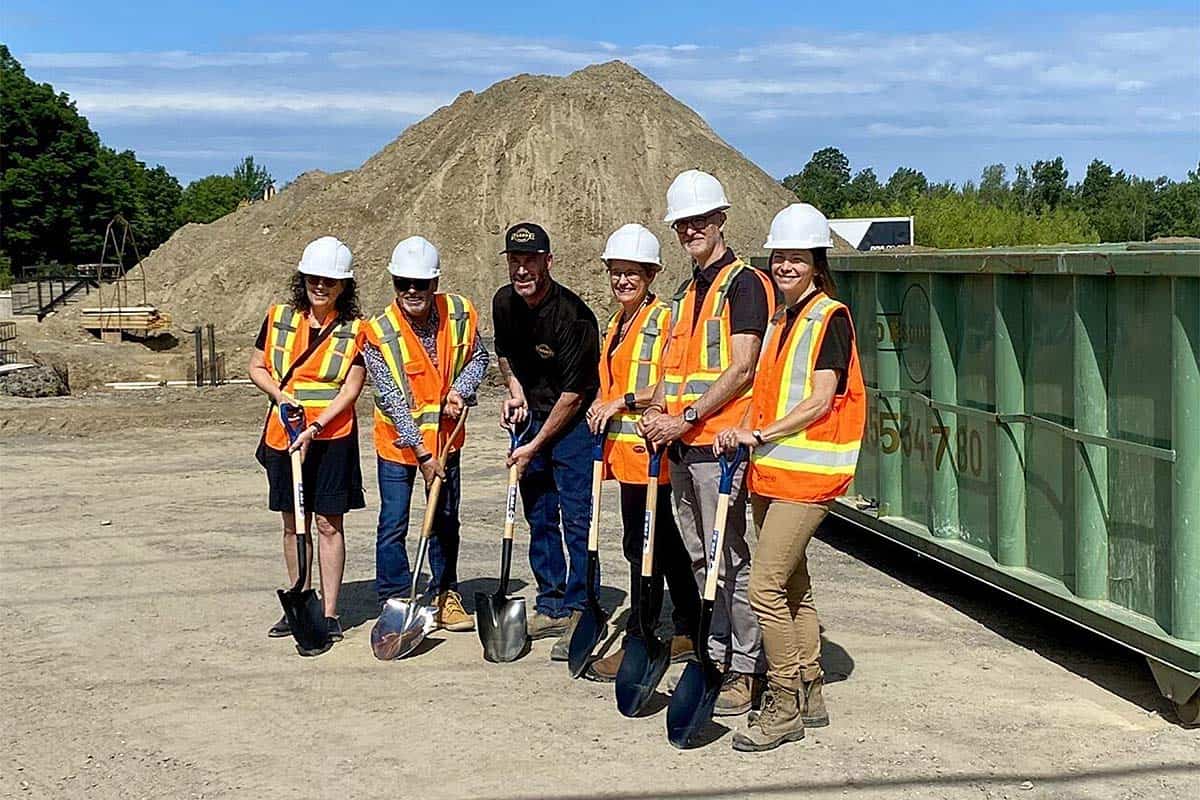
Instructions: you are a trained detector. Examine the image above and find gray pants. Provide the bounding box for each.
[670,457,764,675]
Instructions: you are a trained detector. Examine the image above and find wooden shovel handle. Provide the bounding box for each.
[417,407,470,540]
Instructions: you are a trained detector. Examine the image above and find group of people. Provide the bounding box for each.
[249,169,866,753]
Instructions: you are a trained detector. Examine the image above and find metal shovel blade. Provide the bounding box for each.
[567,599,608,678]
[666,656,723,748]
[277,585,331,657]
[615,631,670,717]
[475,592,528,663]
[370,597,436,661]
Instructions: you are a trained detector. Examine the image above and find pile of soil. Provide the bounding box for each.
[126,61,849,344]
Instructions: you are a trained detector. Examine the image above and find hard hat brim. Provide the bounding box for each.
[763,238,833,251]
[298,265,354,280]
[663,202,731,224]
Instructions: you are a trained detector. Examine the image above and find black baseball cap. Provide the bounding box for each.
[501,222,551,254]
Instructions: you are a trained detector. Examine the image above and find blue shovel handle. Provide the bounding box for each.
[647,444,663,480]
[508,419,532,454]
[279,402,306,445]
[717,445,747,494]
[591,427,607,462]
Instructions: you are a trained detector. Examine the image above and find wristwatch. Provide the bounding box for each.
[753,429,765,445]
[624,392,637,411]
[309,420,324,435]
[416,451,433,464]
[682,406,699,426]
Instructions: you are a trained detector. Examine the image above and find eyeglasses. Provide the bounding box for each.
[672,212,718,234]
[304,275,341,287]
[393,277,432,292]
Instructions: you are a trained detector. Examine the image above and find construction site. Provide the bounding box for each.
[2,61,1198,800]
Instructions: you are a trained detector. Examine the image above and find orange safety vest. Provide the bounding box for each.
[747,292,866,503]
[261,304,363,450]
[662,258,775,446]
[365,294,478,465]
[599,298,672,484]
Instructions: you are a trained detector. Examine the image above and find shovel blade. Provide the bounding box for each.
[567,602,608,678]
[370,598,436,660]
[615,633,670,717]
[666,659,723,748]
[475,592,528,663]
[277,587,331,657]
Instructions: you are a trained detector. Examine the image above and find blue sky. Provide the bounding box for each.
[4,1,1198,187]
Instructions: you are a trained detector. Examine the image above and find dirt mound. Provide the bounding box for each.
[133,61,847,343]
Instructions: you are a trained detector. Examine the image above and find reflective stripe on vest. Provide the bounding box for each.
[749,293,866,502]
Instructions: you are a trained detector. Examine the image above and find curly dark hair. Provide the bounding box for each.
[289,273,362,322]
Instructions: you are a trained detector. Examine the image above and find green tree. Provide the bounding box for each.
[979,164,1008,207]
[176,175,243,225]
[885,167,928,203]
[1146,165,1200,238]
[95,147,183,260]
[1012,164,1033,212]
[783,147,852,215]
[232,155,273,202]
[1031,156,1068,211]
[845,168,883,207]
[0,44,109,268]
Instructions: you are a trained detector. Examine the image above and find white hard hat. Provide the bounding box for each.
[602,223,662,267]
[663,169,731,223]
[297,236,354,279]
[763,203,833,250]
[388,235,441,279]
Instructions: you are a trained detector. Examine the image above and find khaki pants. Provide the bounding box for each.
[748,494,829,690]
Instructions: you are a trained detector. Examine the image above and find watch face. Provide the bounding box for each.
[684,407,698,423]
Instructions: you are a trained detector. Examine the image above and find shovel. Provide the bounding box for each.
[370,408,470,660]
[666,445,746,748]
[475,423,531,663]
[275,403,333,657]
[567,428,611,677]
[615,445,670,715]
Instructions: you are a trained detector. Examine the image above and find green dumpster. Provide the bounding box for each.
[823,242,1200,723]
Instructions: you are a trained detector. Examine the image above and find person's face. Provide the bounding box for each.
[770,249,816,299]
[507,251,552,299]
[673,210,725,263]
[607,259,655,307]
[304,274,344,311]
[394,275,437,318]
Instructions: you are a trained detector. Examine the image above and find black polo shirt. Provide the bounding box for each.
[493,280,600,416]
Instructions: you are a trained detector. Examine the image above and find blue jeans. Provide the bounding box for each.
[375,453,461,603]
[518,414,597,618]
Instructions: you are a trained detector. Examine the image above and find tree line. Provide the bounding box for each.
[0,46,272,285]
[783,147,1200,249]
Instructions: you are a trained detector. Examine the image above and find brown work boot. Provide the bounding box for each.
[586,646,624,682]
[670,635,695,663]
[731,683,805,752]
[433,590,475,632]
[801,676,830,727]
[527,610,570,640]
[714,672,764,717]
[550,610,584,661]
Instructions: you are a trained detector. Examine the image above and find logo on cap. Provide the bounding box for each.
[511,227,536,244]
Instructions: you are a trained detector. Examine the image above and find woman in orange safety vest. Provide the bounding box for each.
[715,204,866,753]
[249,236,366,645]
[583,224,700,681]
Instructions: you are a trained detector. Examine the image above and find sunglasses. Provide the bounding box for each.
[671,211,719,234]
[304,275,341,287]
[393,277,432,292]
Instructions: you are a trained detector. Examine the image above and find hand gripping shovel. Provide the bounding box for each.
[615,445,670,715]
[276,404,333,657]
[475,424,531,662]
[666,445,746,748]
[567,428,611,677]
[370,408,470,660]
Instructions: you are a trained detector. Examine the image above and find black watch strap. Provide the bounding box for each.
[624,392,637,411]
[416,451,433,464]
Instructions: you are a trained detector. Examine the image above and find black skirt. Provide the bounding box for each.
[261,432,366,516]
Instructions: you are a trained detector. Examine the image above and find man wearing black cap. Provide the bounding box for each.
[493,222,603,661]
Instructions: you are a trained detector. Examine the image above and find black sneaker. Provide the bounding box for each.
[325,617,344,642]
[268,614,291,638]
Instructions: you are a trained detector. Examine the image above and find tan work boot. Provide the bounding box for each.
[586,646,624,682]
[550,610,584,661]
[669,635,695,663]
[801,676,830,727]
[714,672,764,717]
[527,610,570,640]
[732,683,805,752]
[433,590,475,632]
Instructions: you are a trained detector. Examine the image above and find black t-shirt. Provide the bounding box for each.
[779,290,853,394]
[493,281,601,416]
[689,249,770,337]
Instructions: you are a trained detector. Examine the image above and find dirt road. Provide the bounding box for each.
[1,387,1195,800]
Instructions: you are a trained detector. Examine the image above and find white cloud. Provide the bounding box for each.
[75,89,450,120]
[24,50,308,69]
